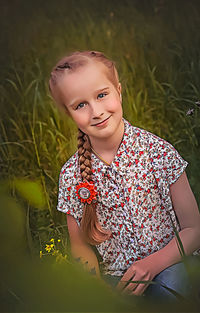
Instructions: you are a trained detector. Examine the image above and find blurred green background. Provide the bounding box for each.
[0,0,200,311]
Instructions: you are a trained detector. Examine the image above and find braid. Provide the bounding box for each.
[78,129,92,182]
[77,129,111,245]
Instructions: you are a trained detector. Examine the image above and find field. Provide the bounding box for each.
[0,0,200,311]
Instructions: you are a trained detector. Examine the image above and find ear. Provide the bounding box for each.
[117,82,122,95]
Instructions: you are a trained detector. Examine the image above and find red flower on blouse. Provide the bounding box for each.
[75,181,97,204]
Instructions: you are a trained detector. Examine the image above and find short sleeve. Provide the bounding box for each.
[57,155,83,225]
[147,132,188,186]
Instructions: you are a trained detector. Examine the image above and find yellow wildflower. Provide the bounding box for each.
[40,250,43,258]
[45,244,52,253]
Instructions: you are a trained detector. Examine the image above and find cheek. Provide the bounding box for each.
[70,111,90,127]
[106,97,122,112]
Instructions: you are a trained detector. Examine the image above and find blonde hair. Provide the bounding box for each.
[49,50,119,245]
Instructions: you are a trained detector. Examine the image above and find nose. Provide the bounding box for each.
[90,101,104,119]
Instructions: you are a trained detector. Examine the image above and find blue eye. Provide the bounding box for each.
[98,92,107,99]
[75,92,107,109]
[76,102,86,110]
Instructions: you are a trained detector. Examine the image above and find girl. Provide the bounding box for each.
[48,50,200,299]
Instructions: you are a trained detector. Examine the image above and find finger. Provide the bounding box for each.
[122,277,140,294]
[122,281,138,294]
[116,272,133,290]
[116,271,136,291]
[130,280,151,296]
[123,275,149,295]
[116,279,128,291]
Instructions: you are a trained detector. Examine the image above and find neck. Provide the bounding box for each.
[88,119,124,157]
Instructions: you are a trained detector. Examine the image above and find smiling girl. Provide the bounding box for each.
[48,50,200,299]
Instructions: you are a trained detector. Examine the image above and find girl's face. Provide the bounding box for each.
[57,61,123,142]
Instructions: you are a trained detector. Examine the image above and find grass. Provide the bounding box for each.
[0,0,200,311]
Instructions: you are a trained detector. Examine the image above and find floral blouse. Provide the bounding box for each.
[57,118,197,276]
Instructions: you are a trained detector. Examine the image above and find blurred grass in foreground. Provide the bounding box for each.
[0,188,200,312]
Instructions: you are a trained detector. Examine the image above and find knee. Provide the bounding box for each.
[144,260,193,301]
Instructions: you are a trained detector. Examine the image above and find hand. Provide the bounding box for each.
[116,257,156,296]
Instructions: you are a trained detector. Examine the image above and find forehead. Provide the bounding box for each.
[58,62,113,102]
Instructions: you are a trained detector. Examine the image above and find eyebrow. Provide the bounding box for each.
[68,87,110,107]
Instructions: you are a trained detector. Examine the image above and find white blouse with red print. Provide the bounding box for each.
[57,118,197,276]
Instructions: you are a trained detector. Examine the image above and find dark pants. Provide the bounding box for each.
[102,256,200,302]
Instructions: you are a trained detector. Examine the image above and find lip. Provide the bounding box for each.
[91,115,111,127]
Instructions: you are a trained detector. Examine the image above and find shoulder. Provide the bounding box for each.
[125,119,169,149]
[124,118,149,145]
[57,151,83,219]
[132,124,175,153]
[59,151,79,186]
[125,119,187,163]
[131,125,183,165]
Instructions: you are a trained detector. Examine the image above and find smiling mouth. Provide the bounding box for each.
[91,115,111,126]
